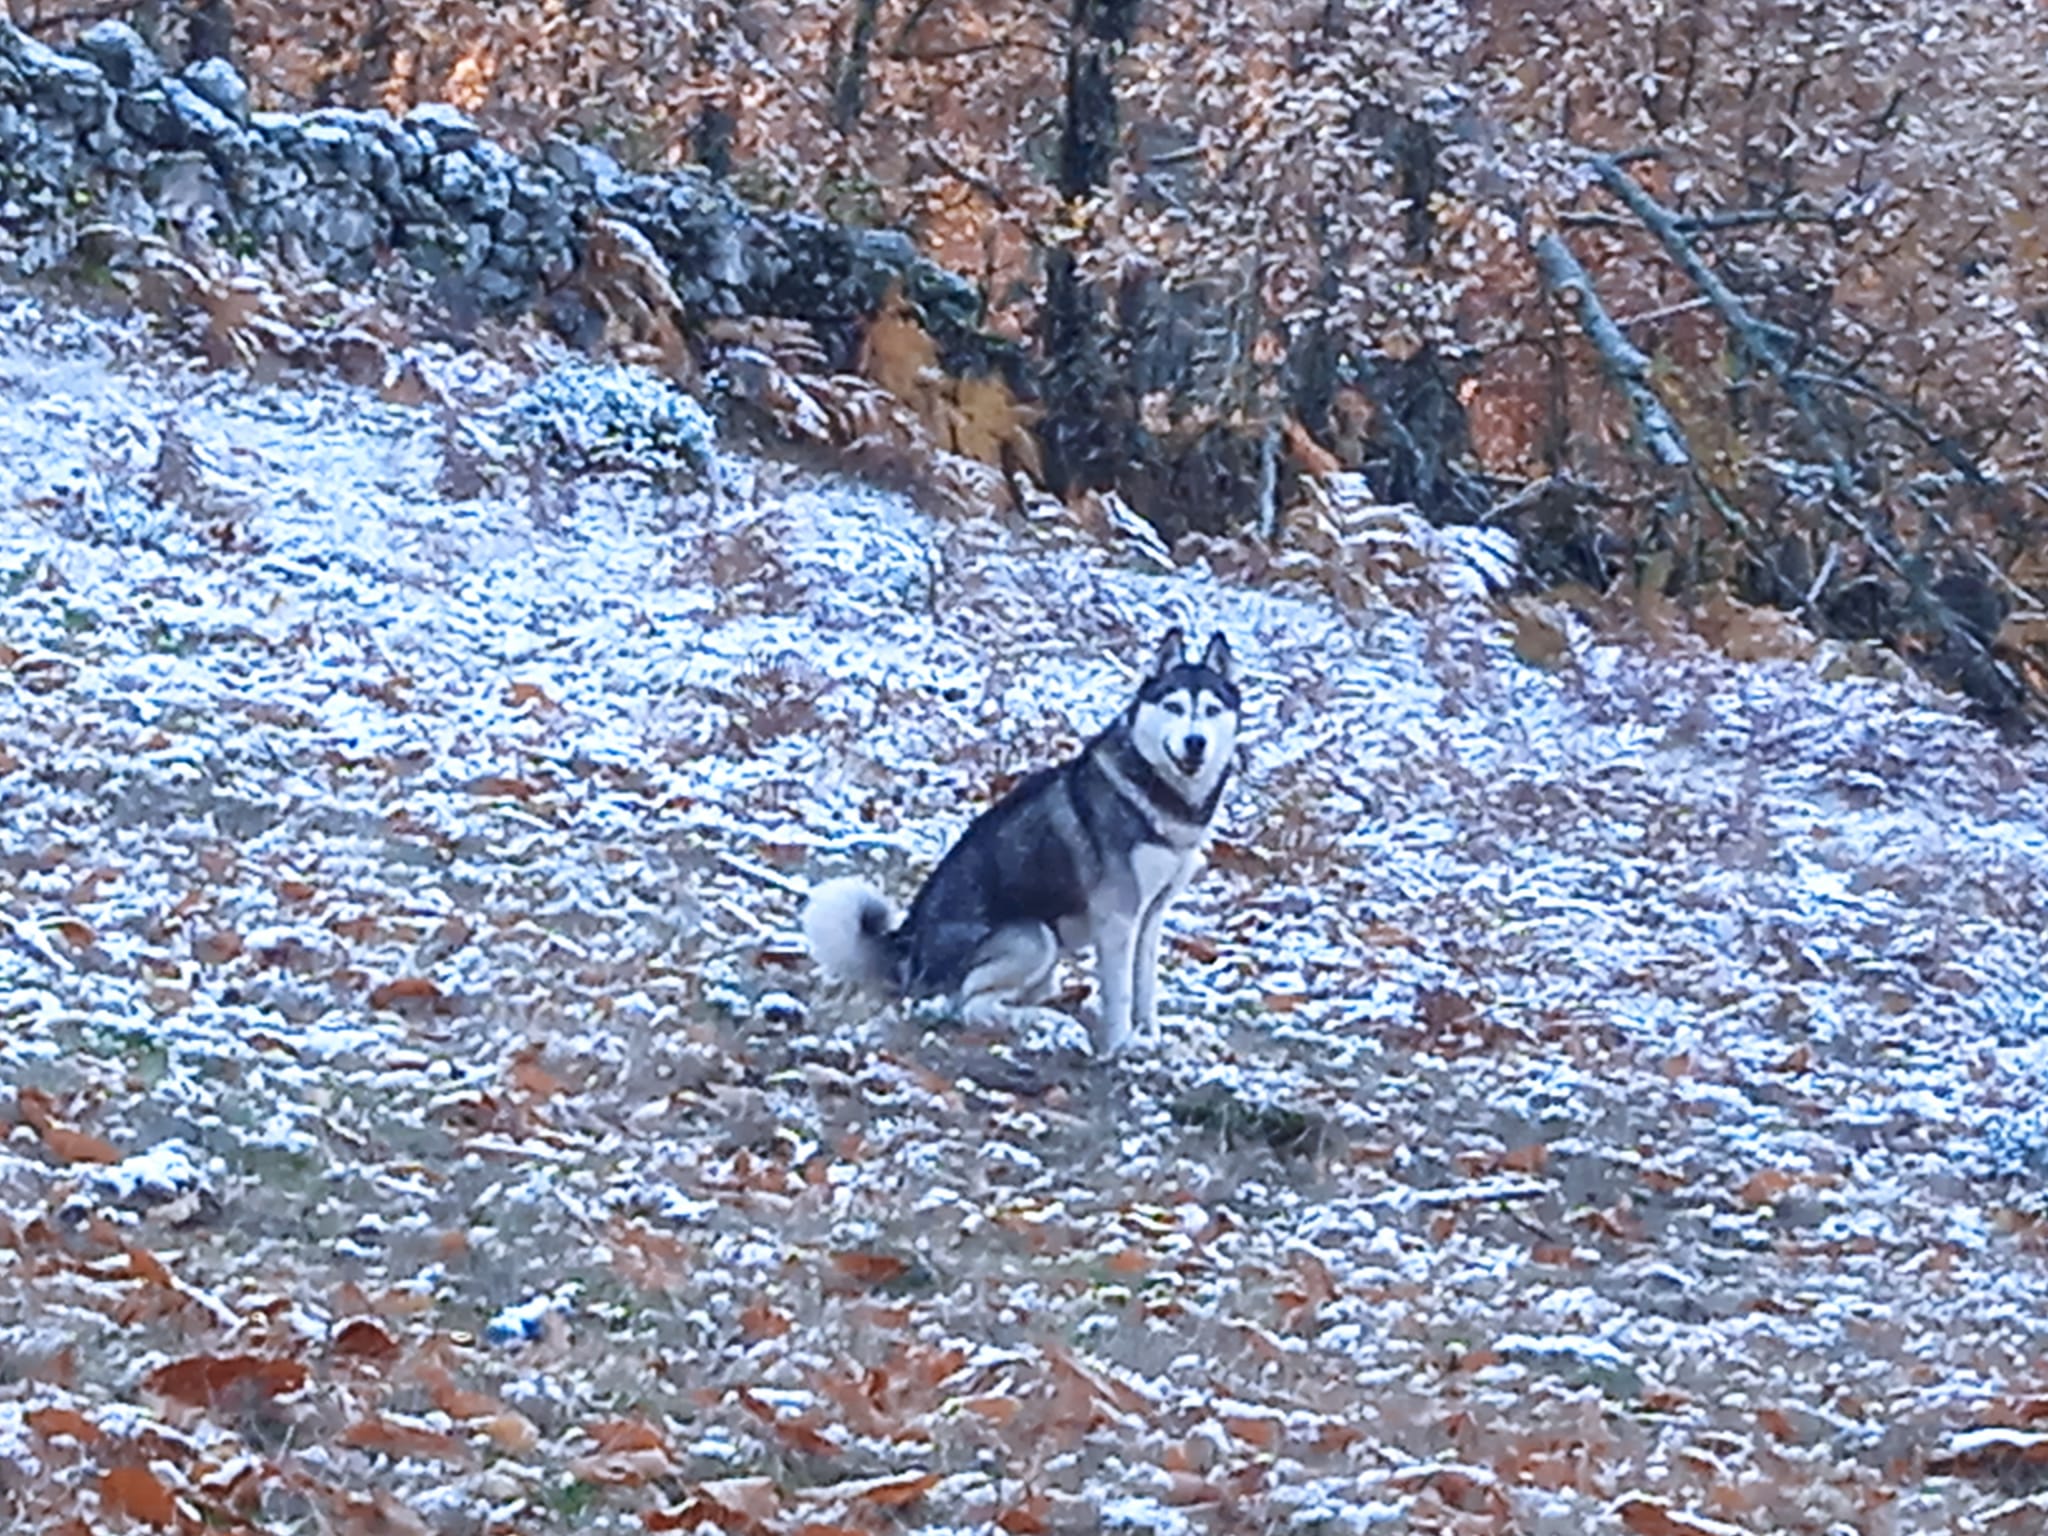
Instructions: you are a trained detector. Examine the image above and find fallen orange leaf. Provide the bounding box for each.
[27,1406,102,1445]
[369,976,444,1010]
[739,1300,793,1340]
[53,918,96,949]
[144,1354,307,1409]
[1616,1495,1749,1536]
[829,1250,909,1286]
[1737,1168,1798,1207]
[101,1464,178,1526]
[482,1411,538,1452]
[41,1125,122,1165]
[332,1319,400,1363]
[587,1418,669,1455]
[809,1469,941,1507]
[339,1414,468,1464]
[957,1393,1020,1424]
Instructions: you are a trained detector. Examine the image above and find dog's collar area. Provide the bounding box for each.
[1091,739,1217,849]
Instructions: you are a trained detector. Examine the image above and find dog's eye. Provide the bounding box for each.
[1202,702,1224,719]
[1164,700,1187,717]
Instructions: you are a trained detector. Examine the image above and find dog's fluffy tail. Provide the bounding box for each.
[802,877,899,991]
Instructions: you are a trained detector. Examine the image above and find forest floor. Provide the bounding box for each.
[3,281,2048,1536]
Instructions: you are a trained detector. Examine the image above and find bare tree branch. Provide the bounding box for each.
[1531,231,1691,468]
[1562,205,1849,233]
[1588,152,2033,716]
[1588,152,1859,501]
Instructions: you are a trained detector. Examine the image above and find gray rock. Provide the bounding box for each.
[467,138,515,209]
[164,81,238,153]
[431,150,481,207]
[182,57,248,123]
[29,47,113,125]
[321,198,384,254]
[116,86,179,148]
[300,119,370,182]
[406,102,479,152]
[403,230,452,275]
[855,227,918,271]
[364,135,401,202]
[75,21,161,92]
[0,14,1008,401]
[250,110,299,145]
[400,124,436,178]
[566,141,629,199]
[145,151,230,232]
[474,265,531,307]
[540,136,589,185]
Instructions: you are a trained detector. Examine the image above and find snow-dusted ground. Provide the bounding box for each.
[3,284,2048,1533]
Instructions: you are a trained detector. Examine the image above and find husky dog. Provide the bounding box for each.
[804,629,1241,1057]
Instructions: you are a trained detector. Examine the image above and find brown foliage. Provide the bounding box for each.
[23,0,2048,709]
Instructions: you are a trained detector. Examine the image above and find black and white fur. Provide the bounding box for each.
[805,629,1240,1057]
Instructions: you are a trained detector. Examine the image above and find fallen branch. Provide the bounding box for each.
[1562,204,1850,234]
[1530,231,1691,469]
[1587,154,1858,502]
[1587,152,2033,718]
[714,851,810,900]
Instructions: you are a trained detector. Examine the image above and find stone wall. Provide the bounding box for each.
[0,19,1004,375]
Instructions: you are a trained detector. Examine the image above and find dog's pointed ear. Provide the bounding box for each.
[1151,627,1187,677]
[1201,632,1233,681]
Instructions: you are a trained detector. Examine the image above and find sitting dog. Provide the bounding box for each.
[804,629,1240,1056]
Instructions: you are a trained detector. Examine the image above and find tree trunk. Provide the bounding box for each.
[831,0,883,132]
[1041,0,1139,493]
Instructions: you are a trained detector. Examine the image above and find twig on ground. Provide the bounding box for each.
[715,850,811,900]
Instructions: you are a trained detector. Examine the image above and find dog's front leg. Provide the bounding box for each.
[1131,900,1168,1041]
[1091,915,1138,1057]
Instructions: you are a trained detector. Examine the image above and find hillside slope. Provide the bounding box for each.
[2,285,2048,1534]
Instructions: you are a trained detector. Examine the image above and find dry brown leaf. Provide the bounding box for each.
[1615,1495,1749,1536]
[739,1299,794,1340]
[101,1464,179,1526]
[368,977,444,1011]
[144,1353,307,1409]
[41,1125,122,1165]
[468,774,541,801]
[121,1244,172,1286]
[573,1448,675,1485]
[696,1475,784,1525]
[806,1469,942,1507]
[828,1249,909,1286]
[998,1490,1053,1534]
[957,1392,1021,1424]
[1737,1168,1799,1207]
[192,928,244,964]
[586,1417,670,1455]
[52,917,96,949]
[1508,596,1572,668]
[28,1406,103,1445]
[1282,416,1344,476]
[860,296,940,403]
[506,1048,568,1100]
[419,1364,501,1420]
[483,1411,538,1452]
[340,1414,469,1464]
[332,1319,400,1363]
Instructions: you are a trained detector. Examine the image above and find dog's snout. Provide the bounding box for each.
[1180,736,1206,762]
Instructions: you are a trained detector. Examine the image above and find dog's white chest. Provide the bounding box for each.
[1132,842,1199,907]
